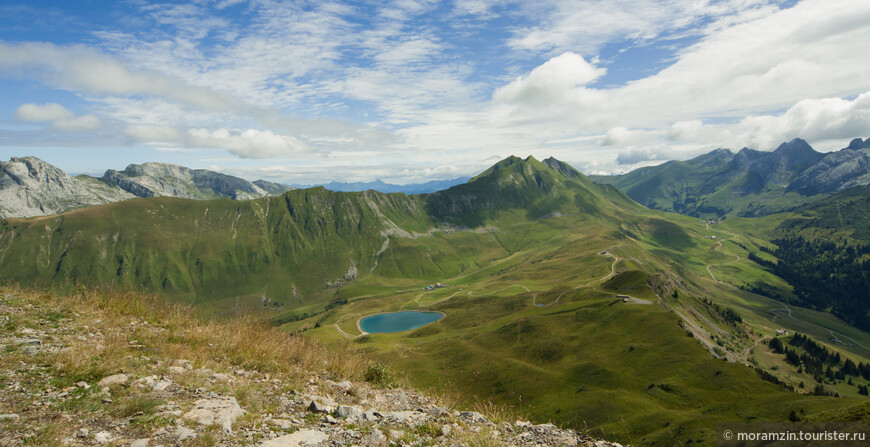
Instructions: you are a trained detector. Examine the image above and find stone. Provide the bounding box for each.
[388,429,404,440]
[167,366,186,374]
[554,434,579,446]
[182,396,244,433]
[211,373,232,382]
[152,379,172,391]
[325,415,338,424]
[514,420,532,428]
[460,411,487,423]
[94,431,112,444]
[361,427,388,447]
[75,381,90,390]
[0,414,19,422]
[259,429,328,446]
[98,374,128,387]
[267,418,294,429]
[173,359,192,369]
[174,426,196,442]
[362,409,380,421]
[440,425,452,437]
[135,376,157,388]
[76,428,89,438]
[130,439,150,447]
[380,410,415,423]
[14,338,41,346]
[306,399,334,414]
[335,405,362,419]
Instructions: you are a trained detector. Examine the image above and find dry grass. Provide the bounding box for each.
[457,430,507,447]
[4,284,371,383]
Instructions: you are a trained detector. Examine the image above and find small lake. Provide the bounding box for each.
[359,311,444,334]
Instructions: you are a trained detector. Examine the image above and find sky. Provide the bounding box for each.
[1,0,869,184]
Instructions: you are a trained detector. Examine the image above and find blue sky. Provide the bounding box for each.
[1,0,869,183]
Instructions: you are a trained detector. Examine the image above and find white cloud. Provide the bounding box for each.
[13,103,101,131]
[14,103,74,122]
[124,125,308,158]
[52,115,102,132]
[507,0,775,54]
[187,128,308,158]
[735,92,870,150]
[616,147,669,165]
[667,120,704,142]
[0,42,238,111]
[599,127,654,147]
[493,52,605,105]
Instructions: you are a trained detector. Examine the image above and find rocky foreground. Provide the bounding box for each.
[0,288,624,447]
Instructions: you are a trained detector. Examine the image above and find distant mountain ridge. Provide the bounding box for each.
[100,162,282,200]
[0,158,299,218]
[0,157,135,219]
[297,177,470,194]
[0,157,473,218]
[592,137,870,217]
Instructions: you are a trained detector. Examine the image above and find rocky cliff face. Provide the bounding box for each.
[0,157,134,218]
[0,158,294,218]
[788,138,870,195]
[101,162,290,200]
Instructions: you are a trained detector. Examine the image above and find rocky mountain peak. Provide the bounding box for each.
[847,137,870,150]
[0,157,134,218]
[122,162,194,179]
[3,156,69,186]
[773,138,817,157]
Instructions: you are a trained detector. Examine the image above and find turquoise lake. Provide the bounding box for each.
[359,311,444,333]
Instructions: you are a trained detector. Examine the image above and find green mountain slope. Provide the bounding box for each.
[592,139,828,217]
[0,188,433,312]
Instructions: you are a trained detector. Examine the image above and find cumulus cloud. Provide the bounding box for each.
[493,52,605,105]
[667,120,704,141]
[124,125,308,158]
[14,103,101,131]
[14,103,73,122]
[599,127,654,146]
[735,92,870,150]
[615,147,670,165]
[187,128,308,158]
[52,115,102,132]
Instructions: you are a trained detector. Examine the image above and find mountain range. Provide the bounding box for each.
[297,177,470,194]
[0,157,474,218]
[0,157,295,218]
[2,153,870,445]
[592,137,870,217]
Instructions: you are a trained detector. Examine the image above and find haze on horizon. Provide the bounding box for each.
[1,0,869,185]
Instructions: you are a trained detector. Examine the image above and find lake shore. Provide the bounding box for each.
[356,310,446,334]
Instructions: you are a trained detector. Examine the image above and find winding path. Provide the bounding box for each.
[769,303,870,353]
[705,234,741,282]
[334,315,368,339]
[532,248,627,307]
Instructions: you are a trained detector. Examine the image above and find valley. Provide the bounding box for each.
[2,154,869,445]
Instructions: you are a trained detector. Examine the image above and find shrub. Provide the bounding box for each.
[364,363,396,388]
